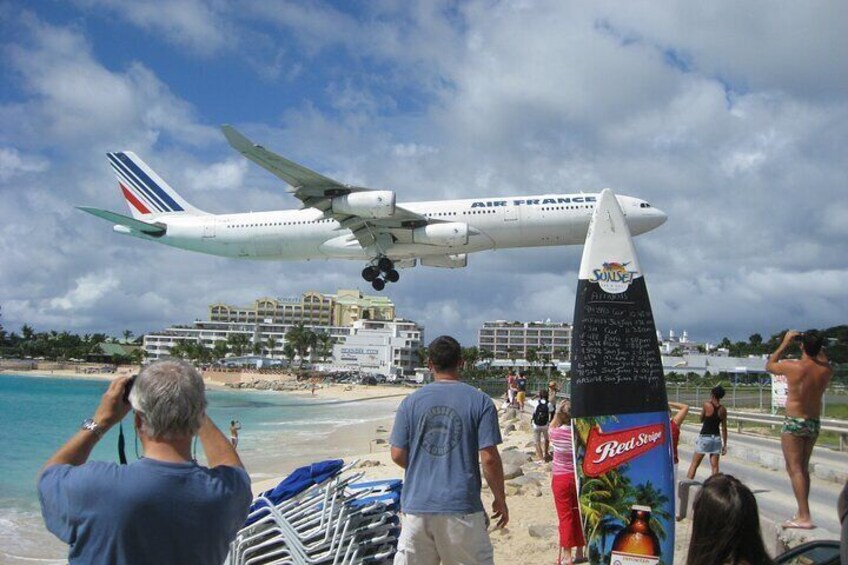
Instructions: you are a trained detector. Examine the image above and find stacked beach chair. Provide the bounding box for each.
[226,459,402,565]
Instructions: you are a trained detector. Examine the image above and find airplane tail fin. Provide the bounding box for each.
[107,151,206,219]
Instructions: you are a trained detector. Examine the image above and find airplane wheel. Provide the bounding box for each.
[378,257,394,272]
[372,278,386,291]
[385,269,400,283]
[362,266,379,282]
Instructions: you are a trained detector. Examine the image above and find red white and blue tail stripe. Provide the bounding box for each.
[107,152,203,219]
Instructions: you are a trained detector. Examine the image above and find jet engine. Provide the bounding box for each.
[332,191,396,219]
[412,222,469,247]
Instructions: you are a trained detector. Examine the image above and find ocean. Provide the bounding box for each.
[0,373,399,563]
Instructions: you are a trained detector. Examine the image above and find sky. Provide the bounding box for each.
[1,0,846,347]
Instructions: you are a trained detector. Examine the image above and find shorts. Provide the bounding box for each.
[532,424,549,444]
[516,391,526,404]
[781,416,821,438]
[393,512,494,565]
[694,435,722,454]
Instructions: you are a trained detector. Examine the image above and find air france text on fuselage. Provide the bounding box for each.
[469,195,597,208]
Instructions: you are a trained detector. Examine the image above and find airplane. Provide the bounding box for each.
[78,125,667,291]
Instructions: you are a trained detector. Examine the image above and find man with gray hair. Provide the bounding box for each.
[39,360,251,564]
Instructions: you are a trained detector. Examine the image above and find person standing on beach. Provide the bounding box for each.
[230,419,242,448]
[506,368,518,408]
[668,401,689,466]
[39,360,251,564]
[515,371,528,413]
[532,389,552,461]
[686,385,728,479]
[549,400,585,565]
[766,329,833,530]
[390,335,508,564]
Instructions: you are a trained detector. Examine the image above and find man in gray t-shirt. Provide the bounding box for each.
[390,336,507,564]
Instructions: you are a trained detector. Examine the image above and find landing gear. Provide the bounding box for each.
[377,257,394,272]
[361,257,400,291]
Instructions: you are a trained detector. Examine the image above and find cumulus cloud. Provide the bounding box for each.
[73,0,230,56]
[0,1,846,347]
[0,147,48,182]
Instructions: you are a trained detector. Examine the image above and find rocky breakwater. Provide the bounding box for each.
[484,404,560,550]
[227,375,316,393]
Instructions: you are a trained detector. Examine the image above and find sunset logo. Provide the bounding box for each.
[591,261,638,293]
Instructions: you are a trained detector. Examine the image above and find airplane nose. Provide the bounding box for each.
[651,207,668,229]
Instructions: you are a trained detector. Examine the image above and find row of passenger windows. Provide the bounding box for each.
[225,205,595,228]
[226,219,334,228]
[541,205,594,211]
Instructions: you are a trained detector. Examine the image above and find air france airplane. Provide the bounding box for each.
[79,126,667,291]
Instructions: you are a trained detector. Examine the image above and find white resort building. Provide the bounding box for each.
[142,289,422,375]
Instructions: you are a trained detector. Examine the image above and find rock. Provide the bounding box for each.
[373,438,387,445]
[358,460,382,468]
[507,475,539,488]
[528,524,557,538]
[376,426,388,433]
[503,462,524,480]
[501,450,532,467]
[504,423,516,433]
[502,445,518,452]
[525,441,536,448]
[505,484,522,496]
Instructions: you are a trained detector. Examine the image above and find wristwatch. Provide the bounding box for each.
[81,418,105,437]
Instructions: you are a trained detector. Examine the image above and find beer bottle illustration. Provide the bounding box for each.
[610,505,661,565]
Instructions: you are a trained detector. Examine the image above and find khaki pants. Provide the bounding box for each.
[393,512,494,565]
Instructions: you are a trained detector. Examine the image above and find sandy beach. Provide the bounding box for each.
[253,394,696,564]
[1,372,693,563]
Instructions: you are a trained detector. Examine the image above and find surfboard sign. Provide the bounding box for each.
[570,189,674,565]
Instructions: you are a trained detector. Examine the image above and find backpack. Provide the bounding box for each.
[532,400,550,426]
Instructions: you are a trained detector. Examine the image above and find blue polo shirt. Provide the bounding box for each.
[39,458,251,564]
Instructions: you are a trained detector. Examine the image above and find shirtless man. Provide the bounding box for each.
[766,330,833,529]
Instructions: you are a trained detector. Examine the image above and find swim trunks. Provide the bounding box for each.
[781,416,821,438]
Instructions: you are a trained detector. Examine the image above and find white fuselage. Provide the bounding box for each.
[122,193,666,263]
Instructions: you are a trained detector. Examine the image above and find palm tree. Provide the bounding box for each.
[282,342,296,367]
[265,335,278,358]
[415,346,428,366]
[580,467,634,556]
[506,347,518,366]
[478,348,494,369]
[286,324,317,367]
[315,332,333,362]
[526,347,539,369]
[634,480,671,541]
[462,346,480,368]
[122,329,134,343]
[212,340,229,360]
[226,333,250,357]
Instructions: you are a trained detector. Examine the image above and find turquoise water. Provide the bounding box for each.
[0,374,399,562]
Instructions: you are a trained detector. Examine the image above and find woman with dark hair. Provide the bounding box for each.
[687,385,728,479]
[687,474,773,565]
[549,400,585,565]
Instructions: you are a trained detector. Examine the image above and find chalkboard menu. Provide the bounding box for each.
[570,276,667,418]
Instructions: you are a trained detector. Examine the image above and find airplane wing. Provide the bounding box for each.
[222,125,430,247]
[77,206,166,236]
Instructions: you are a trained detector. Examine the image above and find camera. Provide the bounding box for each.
[123,375,137,403]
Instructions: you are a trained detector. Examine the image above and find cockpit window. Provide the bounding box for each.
[640,202,652,208]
